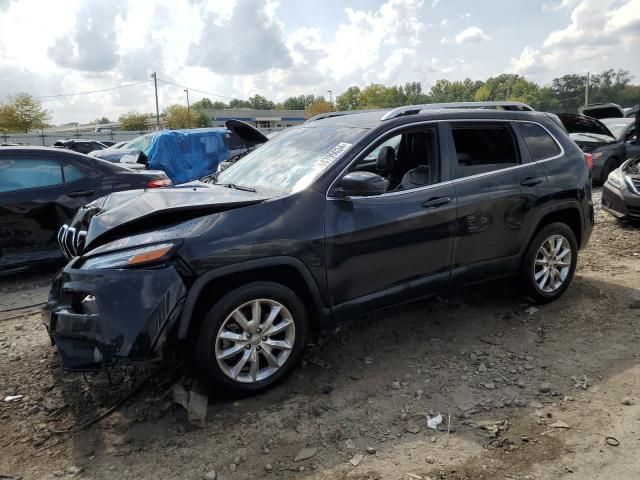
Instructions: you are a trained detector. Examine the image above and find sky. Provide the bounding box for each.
[0,0,639,124]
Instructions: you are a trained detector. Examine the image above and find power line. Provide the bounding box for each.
[156,77,235,100]
[35,79,152,99]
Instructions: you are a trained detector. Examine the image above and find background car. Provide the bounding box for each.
[0,147,171,274]
[53,139,109,155]
[601,117,640,161]
[90,122,268,183]
[557,113,627,184]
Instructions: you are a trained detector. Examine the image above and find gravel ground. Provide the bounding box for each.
[2,188,640,480]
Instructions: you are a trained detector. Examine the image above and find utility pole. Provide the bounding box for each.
[184,89,190,128]
[327,90,333,111]
[585,71,590,107]
[151,72,161,130]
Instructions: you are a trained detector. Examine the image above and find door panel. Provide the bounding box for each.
[445,121,549,285]
[324,183,457,319]
[0,154,96,270]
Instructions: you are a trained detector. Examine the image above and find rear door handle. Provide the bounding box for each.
[68,189,95,198]
[520,177,543,187]
[421,196,451,209]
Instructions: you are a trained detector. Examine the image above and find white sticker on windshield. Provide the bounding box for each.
[317,142,352,169]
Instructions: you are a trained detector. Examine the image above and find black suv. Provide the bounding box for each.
[44,102,594,395]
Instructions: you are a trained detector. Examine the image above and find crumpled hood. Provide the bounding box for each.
[70,186,270,253]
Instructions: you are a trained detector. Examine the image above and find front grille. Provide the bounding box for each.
[58,225,87,259]
[632,177,640,192]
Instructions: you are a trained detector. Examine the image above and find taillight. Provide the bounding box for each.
[146,178,172,188]
[583,153,593,171]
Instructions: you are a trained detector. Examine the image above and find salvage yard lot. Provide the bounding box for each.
[1,190,640,480]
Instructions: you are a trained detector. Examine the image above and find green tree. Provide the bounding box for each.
[0,104,18,133]
[551,74,587,112]
[191,98,215,109]
[403,82,428,104]
[282,95,317,110]
[336,86,362,111]
[0,93,50,133]
[229,98,251,109]
[118,111,148,131]
[94,116,110,124]
[248,94,275,110]
[305,98,331,118]
[194,110,212,127]
[164,104,197,129]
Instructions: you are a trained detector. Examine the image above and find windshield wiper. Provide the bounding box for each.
[217,183,257,192]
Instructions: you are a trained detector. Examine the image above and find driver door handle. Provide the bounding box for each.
[421,196,451,209]
[68,189,95,198]
[520,177,543,187]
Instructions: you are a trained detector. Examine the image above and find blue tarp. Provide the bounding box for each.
[147,128,230,184]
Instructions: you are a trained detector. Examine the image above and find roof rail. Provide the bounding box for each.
[304,110,381,123]
[380,101,535,121]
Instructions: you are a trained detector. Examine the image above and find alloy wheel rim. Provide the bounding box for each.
[215,299,295,384]
[533,234,572,293]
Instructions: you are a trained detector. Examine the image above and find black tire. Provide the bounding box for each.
[195,281,308,396]
[520,222,578,304]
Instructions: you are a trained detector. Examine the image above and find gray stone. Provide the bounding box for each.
[264,464,273,472]
[478,363,487,373]
[529,400,543,409]
[204,471,217,480]
[484,382,496,390]
[366,446,376,454]
[66,466,82,475]
[622,397,634,406]
[539,383,552,393]
[294,447,317,461]
[229,464,237,472]
[391,381,401,390]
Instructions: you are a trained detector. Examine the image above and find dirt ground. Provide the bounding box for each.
[2,189,640,480]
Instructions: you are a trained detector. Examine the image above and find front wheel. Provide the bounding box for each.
[520,223,578,304]
[195,282,308,396]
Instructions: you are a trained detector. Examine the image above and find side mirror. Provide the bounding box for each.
[335,171,388,197]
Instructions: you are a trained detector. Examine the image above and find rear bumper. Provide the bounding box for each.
[601,181,640,220]
[42,258,187,371]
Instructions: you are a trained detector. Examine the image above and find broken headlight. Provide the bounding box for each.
[79,242,178,270]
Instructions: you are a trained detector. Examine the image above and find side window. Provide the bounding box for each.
[451,124,519,179]
[0,158,63,193]
[350,127,439,192]
[517,122,561,161]
[63,163,85,183]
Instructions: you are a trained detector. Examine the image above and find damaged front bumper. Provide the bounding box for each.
[602,179,640,220]
[42,257,187,371]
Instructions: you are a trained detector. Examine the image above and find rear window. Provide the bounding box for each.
[0,158,63,192]
[517,122,561,161]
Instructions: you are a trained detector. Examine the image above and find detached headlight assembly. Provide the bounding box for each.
[80,242,178,270]
[607,168,625,190]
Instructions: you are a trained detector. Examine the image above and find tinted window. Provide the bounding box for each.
[0,158,63,193]
[63,163,85,183]
[517,122,561,160]
[452,124,519,179]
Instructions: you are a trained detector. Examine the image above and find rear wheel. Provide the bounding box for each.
[520,223,578,304]
[195,282,308,395]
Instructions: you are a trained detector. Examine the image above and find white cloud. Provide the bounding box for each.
[455,26,490,44]
[512,0,640,79]
[186,0,292,74]
[440,18,448,26]
[48,0,128,72]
